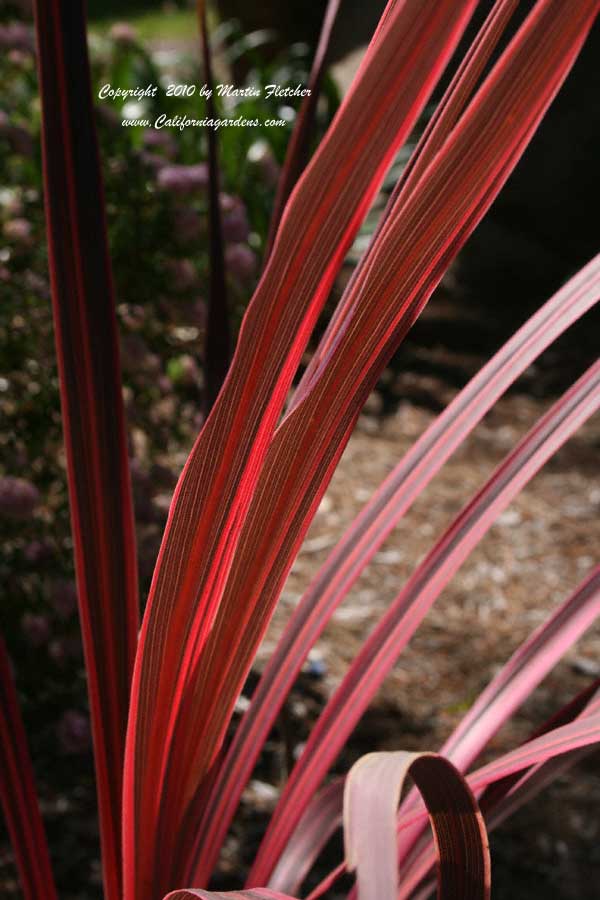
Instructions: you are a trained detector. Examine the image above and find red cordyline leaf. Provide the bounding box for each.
[123,4,477,896]
[32,3,139,898]
[395,704,600,899]
[190,252,600,884]
[483,698,600,831]
[197,0,230,413]
[274,567,600,898]
[392,562,600,866]
[264,0,343,259]
[269,780,344,894]
[164,893,296,900]
[344,752,490,900]
[304,687,600,900]
[478,678,600,817]
[0,638,58,900]
[396,685,600,899]
[248,360,600,886]
[181,1,598,884]
[293,0,518,407]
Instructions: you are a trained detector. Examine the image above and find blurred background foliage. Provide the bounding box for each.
[1,1,598,897]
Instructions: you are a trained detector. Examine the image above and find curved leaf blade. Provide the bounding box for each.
[344,752,490,900]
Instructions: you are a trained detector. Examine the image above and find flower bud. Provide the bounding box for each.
[157,164,209,194]
[220,194,250,243]
[109,23,137,45]
[225,243,257,282]
[57,710,90,754]
[0,476,39,519]
[22,613,50,647]
[50,579,78,620]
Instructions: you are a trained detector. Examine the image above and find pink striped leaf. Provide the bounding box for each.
[478,678,600,819]
[192,254,600,883]
[265,0,343,258]
[247,360,600,885]
[272,566,600,896]
[485,721,600,835]
[269,779,344,895]
[176,7,598,886]
[397,682,600,897]
[344,752,490,900]
[164,892,297,900]
[393,562,600,864]
[395,707,600,899]
[123,4,478,896]
[293,0,518,405]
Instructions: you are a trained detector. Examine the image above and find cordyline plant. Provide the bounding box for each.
[1,1,600,899]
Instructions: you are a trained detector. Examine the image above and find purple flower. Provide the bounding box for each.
[193,299,207,328]
[0,111,33,156]
[109,23,137,45]
[21,613,50,647]
[120,334,160,374]
[49,638,83,666]
[157,374,173,394]
[138,151,166,172]
[50,579,78,620]
[225,243,257,282]
[0,23,35,55]
[142,128,177,158]
[157,164,209,194]
[129,457,150,489]
[23,271,50,299]
[165,258,197,293]
[129,459,155,523]
[220,194,250,243]
[0,476,39,519]
[57,710,90,755]
[4,217,32,245]
[23,539,53,564]
[172,206,203,244]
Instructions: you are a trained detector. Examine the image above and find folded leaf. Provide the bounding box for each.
[165,892,297,900]
[398,684,600,898]
[344,752,490,900]
[394,563,600,864]
[273,567,600,896]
